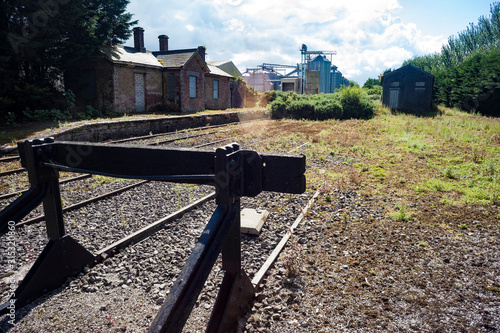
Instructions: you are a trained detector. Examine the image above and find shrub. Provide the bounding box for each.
[23,108,71,122]
[340,86,375,119]
[268,90,374,121]
[314,97,343,120]
[270,98,289,119]
[78,105,103,120]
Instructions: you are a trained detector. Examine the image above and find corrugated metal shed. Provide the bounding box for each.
[381,64,434,113]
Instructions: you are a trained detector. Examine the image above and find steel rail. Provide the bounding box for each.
[0,174,91,201]
[0,156,20,163]
[95,192,216,260]
[15,180,149,227]
[0,167,25,177]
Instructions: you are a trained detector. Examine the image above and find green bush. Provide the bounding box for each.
[268,89,374,120]
[22,108,71,122]
[314,98,343,120]
[340,86,375,119]
[78,105,103,120]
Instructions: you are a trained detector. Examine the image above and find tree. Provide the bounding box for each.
[362,78,381,89]
[0,0,137,121]
[348,80,360,88]
[401,2,500,116]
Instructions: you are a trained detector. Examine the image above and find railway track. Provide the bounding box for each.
[0,120,256,206]
[0,156,20,163]
[0,121,242,178]
[0,118,314,331]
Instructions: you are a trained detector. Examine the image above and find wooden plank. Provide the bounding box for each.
[251,190,319,288]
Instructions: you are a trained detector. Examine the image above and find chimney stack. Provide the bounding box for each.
[133,27,145,52]
[197,46,206,63]
[158,35,169,52]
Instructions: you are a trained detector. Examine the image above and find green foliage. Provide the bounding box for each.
[363,78,381,89]
[389,203,412,222]
[78,105,103,120]
[314,96,343,120]
[269,88,374,121]
[348,80,360,88]
[434,49,500,116]
[23,108,71,122]
[339,86,375,119]
[0,0,137,121]
[402,3,500,116]
[383,68,393,75]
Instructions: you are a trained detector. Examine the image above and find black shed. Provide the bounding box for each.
[381,64,434,112]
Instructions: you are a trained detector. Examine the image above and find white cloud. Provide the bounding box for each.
[127,0,447,84]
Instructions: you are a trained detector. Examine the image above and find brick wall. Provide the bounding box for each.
[181,58,205,113]
[113,65,163,113]
[204,75,231,110]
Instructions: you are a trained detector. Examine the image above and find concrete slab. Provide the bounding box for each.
[241,208,269,235]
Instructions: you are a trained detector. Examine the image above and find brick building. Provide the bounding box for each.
[66,27,240,114]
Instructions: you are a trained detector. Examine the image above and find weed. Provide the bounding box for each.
[92,175,117,186]
[106,314,115,326]
[472,147,486,164]
[389,202,412,222]
[458,223,468,230]
[120,202,128,226]
[442,167,458,180]
[417,240,429,248]
[281,237,304,277]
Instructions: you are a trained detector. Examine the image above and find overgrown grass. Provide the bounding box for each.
[302,105,500,207]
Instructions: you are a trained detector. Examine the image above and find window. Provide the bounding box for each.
[390,81,400,87]
[189,75,197,98]
[213,80,219,99]
[415,81,425,87]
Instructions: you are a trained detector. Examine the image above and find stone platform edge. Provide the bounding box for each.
[1,109,269,154]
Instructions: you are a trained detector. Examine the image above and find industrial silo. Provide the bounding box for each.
[308,55,331,94]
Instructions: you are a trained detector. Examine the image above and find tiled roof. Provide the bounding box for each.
[104,45,162,68]
[103,45,232,78]
[155,51,196,68]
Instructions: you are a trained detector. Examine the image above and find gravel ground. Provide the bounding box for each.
[1,119,499,332]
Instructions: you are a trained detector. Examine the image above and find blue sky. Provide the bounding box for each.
[125,0,495,85]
